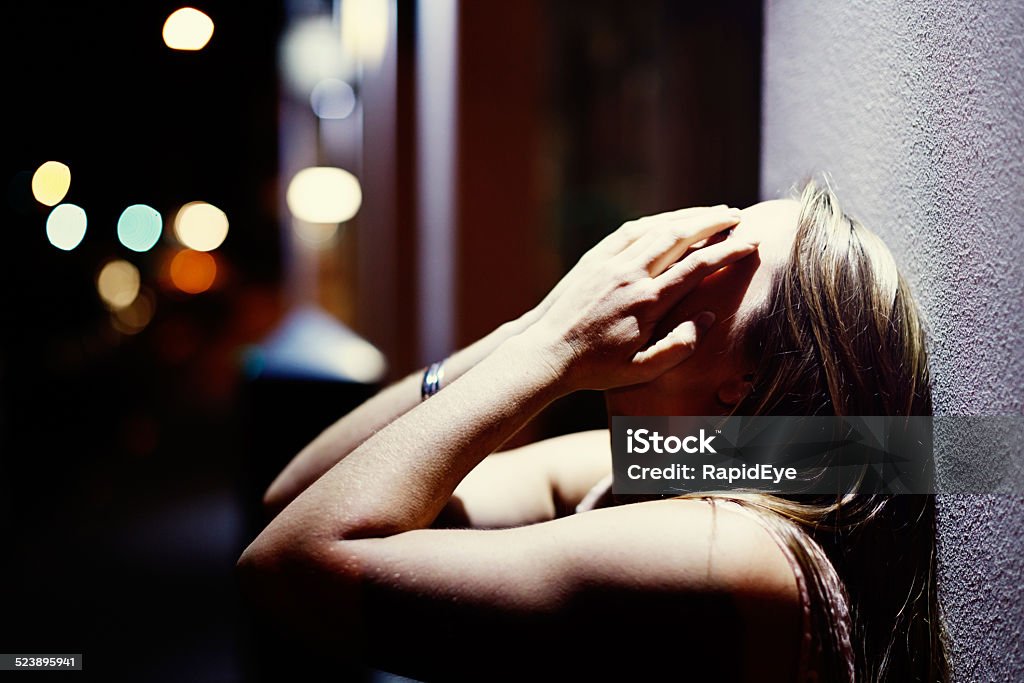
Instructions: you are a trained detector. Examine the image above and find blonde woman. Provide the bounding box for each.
[239,182,948,682]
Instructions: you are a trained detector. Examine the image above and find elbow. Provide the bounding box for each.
[236,524,312,592]
[235,524,309,622]
[235,530,365,642]
[235,535,282,614]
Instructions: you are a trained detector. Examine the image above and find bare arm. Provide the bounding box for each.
[262,314,539,517]
[434,429,613,529]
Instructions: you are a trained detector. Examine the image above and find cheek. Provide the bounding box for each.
[652,324,732,390]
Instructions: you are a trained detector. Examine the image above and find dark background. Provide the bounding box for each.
[1,2,280,679]
[0,1,761,680]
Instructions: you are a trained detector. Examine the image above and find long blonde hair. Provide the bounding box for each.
[687,179,949,682]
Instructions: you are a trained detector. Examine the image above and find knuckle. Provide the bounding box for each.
[638,286,661,307]
[618,260,648,282]
[619,219,642,237]
[690,250,719,273]
[671,224,693,240]
[672,257,702,280]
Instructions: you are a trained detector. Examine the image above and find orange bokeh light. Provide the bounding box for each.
[169,249,217,294]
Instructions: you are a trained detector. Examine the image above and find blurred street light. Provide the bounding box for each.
[32,161,71,206]
[45,203,87,251]
[286,167,362,224]
[163,8,215,51]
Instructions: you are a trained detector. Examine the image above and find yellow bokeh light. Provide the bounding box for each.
[173,201,229,251]
[32,161,71,206]
[286,167,362,224]
[163,7,214,51]
[97,260,141,310]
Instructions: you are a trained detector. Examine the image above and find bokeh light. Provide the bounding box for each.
[31,161,71,206]
[162,8,214,51]
[310,78,357,119]
[170,249,217,294]
[341,0,389,66]
[173,201,229,251]
[286,167,362,223]
[97,260,141,310]
[279,15,356,98]
[111,288,156,335]
[117,204,163,253]
[45,203,87,251]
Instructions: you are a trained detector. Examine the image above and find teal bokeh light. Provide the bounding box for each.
[117,204,163,253]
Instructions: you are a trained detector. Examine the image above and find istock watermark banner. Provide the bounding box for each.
[611,416,1024,495]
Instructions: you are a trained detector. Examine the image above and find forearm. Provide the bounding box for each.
[262,315,536,515]
[249,332,567,550]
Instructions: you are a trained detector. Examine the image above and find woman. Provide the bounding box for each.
[238,181,949,682]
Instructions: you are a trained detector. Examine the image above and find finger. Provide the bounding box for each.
[594,205,727,256]
[625,208,742,276]
[631,312,715,375]
[642,204,726,226]
[685,226,734,253]
[654,238,760,300]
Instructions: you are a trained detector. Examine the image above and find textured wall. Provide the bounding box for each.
[760,1,1024,680]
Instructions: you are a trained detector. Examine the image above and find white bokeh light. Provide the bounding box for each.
[286,167,362,224]
[173,201,229,251]
[279,15,356,98]
[46,203,87,251]
[163,8,215,51]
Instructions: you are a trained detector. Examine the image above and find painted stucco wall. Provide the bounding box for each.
[760,1,1024,680]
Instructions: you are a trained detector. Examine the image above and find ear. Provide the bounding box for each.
[716,373,754,407]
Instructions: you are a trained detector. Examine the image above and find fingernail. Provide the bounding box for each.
[695,311,716,331]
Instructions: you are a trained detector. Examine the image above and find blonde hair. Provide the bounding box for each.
[683,179,948,682]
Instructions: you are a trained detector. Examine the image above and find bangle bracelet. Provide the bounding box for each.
[421,359,447,399]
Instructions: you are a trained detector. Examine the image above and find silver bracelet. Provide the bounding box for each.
[421,359,447,399]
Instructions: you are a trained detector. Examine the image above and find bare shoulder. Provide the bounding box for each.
[336,496,803,680]
[562,498,804,681]
[566,498,802,605]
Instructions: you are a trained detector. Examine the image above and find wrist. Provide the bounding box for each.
[501,327,576,399]
[504,308,541,337]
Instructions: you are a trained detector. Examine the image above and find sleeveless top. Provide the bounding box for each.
[575,475,855,682]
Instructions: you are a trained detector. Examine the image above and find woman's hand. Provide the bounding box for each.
[523,205,759,392]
